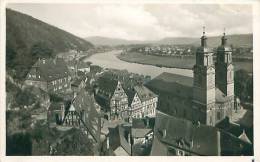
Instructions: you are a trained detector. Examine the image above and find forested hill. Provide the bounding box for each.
[6,9,94,81]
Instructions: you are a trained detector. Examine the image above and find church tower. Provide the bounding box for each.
[215,30,234,117]
[192,27,216,126]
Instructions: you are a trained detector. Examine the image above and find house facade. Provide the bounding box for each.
[130,85,158,119]
[95,76,128,120]
[24,58,71,94]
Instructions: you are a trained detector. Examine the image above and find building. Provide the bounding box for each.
[128,85,158,119]
[71,77,87,96]
[151,111,252,156]
[95,76,129,120]
[24,58,71,93]
[146,30,235,126]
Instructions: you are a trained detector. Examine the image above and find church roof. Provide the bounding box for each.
[145,72,193,99]
[215,88,229,103]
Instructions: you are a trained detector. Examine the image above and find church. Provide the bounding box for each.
[146,29,235,126]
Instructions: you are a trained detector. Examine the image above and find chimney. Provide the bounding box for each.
[163,129,167,138]
[61,103,65,123]
[42,58,46,64]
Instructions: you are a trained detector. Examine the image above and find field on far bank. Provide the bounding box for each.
[118,52,253,73]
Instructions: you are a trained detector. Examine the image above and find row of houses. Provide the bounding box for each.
[94,75,158,121]
[135,45,194,56]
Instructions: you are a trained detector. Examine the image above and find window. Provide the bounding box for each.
[217,112,221,120]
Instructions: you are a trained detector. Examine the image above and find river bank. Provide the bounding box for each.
[84,50,193,78]
[118,52,253,73]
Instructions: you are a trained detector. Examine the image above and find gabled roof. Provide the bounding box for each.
[134,85,157,102]
[29,58,70,81]
[96,76,118,96]
[125,88,136,106]
[152,111,220,156]
[65,90,101,142]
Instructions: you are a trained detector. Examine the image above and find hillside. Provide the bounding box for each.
[6,9,94,81]
[85,36,152,46]
[86,34,252,47]
[159,34,253,47]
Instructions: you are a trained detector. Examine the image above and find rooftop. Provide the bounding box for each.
[134,85,158,102]
[30,58,70,81]
[151,111,220,156]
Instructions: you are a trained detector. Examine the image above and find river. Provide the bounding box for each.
[84,50,193,78]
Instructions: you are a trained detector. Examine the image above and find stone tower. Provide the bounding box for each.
[215,30,234,118]
[192,27,216,126]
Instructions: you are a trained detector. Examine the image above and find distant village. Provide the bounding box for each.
[128,44,253,59]
[6,32,253,156]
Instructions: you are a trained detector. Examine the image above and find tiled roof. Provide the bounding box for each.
[220,129,253,155]
[65,90,101,142]
[125,88,136,106]
[96,76,118,96]
[145,72,193,100]
[215,88,229,103]
[152,111,220,155]
[118,125,131,155]
[30,58,70,81]
[134,85,157,102]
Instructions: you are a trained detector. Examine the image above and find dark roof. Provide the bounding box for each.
[65,90,101,142]
[94,94,110,111]
[215,88,229,103]
[125,88,136,106]
[118,125,131,155]
[96,76,118,96]
[134,85,157,102]
[30,58,70,81]
[132,117,155,129]
[145,72,193,100]
[71,77,84,87]
[152,111,220,155]
[220,129,253,155]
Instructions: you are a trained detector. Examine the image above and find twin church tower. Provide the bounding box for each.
[192,28,234,126]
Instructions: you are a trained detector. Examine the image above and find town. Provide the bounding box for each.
[6,30,253,156]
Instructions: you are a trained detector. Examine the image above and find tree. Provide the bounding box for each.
[30,42,53,59]
[234,70,253,102]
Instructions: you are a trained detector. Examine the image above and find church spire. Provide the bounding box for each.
[201,26,207,47]
[221,28,227,46]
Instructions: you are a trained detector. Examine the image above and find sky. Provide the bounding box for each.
[7,3,253,41]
